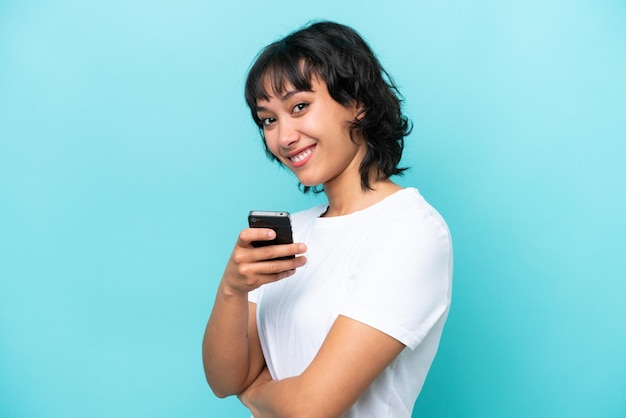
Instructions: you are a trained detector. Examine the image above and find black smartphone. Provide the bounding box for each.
[248,211,294,260]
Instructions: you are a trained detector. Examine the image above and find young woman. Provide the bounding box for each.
[202,21,453,418]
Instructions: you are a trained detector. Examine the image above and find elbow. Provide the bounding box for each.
[207,381,241,399]
[202,356,251,399]
[211,388,231,399]
[207,380,229,399]
[205,377,228,399]
[205,375,246,399]
[204,372,245,399]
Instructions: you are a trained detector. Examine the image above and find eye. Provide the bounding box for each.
[292,103,308,114]
[261,117,276,128]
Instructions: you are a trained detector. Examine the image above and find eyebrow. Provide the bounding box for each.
[255,89,302,113]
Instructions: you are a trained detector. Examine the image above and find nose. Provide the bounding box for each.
[277,118,300,149]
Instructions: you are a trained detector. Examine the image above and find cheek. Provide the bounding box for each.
[262,134,283,161]
[262,131,277,151]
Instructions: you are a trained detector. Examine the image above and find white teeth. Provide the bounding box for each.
[290,148,312,162]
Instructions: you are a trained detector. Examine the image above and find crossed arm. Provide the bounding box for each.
[202,227,405,417]
[238,311,404,418]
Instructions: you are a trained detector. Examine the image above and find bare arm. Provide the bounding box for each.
[202,291,262,398]
[238,314,405,418]
[236,197,452,416]
[202,228,307,397]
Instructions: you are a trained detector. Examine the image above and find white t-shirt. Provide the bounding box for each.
[249,187,453,417]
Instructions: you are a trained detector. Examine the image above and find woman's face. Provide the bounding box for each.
[255,77,365,189]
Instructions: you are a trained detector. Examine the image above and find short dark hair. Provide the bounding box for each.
[244,21,412,192]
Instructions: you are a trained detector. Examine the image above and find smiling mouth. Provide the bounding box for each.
[289,147,313,163]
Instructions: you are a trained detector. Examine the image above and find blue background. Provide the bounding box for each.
[1,1,625,417]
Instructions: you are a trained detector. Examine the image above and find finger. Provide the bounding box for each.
[269,268,297,282]
[261,264,300,284]
[257,254,307,276]
[253,243,307,263]
[231,258,302,291]
[231,240,306,266]
[229,248,305,279]
[237,228,276,247]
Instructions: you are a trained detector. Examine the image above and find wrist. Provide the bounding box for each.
[219,280,249,300]
[245,368,273,407]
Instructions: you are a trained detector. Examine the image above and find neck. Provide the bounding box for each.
[322,176,402,217]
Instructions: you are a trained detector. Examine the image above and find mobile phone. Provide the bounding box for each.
[248,211,294,260]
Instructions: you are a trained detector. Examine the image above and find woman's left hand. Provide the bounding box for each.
[236,316,405,417]
[238,366,272,414]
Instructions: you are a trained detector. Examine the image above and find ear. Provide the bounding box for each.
[355,103,366,120]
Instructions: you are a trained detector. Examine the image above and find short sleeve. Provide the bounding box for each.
[339,210,453,350]
[248,288,259,304]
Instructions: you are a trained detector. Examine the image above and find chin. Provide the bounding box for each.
[300,181,322,188]
[296,177,324,188]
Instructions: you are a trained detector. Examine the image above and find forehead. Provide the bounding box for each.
[260,75,296,100]
[255,74,324,106]
[252,60,317,98]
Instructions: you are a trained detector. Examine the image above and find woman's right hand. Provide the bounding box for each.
[204,227,303,397]
[221,227,307,295]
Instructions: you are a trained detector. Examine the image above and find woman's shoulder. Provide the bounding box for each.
[370,187,451,242]
[373,187,445,219]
